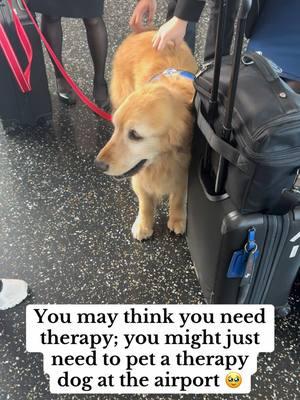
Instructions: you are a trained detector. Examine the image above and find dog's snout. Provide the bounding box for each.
[95,159,109,172]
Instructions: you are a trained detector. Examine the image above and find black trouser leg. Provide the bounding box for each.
[204,0,240,61]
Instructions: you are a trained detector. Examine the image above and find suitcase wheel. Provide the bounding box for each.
[275,304,291,317]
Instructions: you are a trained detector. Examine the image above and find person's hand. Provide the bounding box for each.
[130,0,157,33]
[152,16,188,51]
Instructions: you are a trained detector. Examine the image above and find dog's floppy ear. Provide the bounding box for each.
[168,104,194,150]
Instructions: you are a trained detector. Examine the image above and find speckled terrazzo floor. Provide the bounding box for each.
[0,1,299,400]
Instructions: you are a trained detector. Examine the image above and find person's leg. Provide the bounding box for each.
[83,17,109,108]
[166,0,196,54]
[41,15,63,78]
[0,279,28,310]
[41,14,76,104]
[204,0,239,62]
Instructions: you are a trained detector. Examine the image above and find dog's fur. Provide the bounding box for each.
[96,31,197,240]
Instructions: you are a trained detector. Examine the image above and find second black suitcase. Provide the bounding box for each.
[187,134,300,316]
[0,0,52,127]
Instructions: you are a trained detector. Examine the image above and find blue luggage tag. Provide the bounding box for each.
[227,249,248,278]
[227,227,259,278]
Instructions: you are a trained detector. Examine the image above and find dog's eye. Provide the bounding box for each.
[128,130,143,141]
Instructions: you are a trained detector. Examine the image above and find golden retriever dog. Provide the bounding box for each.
[95,31,197,240]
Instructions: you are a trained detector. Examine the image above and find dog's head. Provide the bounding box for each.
[95,84,193,179]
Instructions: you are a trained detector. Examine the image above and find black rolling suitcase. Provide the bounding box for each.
[0,0,51,127]
[187,0,300,315]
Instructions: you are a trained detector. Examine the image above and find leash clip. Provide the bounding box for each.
[196,61,214,78]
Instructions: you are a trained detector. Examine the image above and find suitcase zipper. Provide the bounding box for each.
[236,133,300,165]
[248,216,278,303]
[251,113,300,140]
[260,214,290,304]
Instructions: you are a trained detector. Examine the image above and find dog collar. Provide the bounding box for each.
[150,68,195,82]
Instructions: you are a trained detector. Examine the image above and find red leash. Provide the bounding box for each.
[2,0,112,122]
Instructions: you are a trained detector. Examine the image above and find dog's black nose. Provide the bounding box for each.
[95,159,109,172]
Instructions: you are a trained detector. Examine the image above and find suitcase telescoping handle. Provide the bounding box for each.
[206,0,227,124]
[0,0,33,93]
[202,0,227,171]
[215,0,252,194]
[202,0,252,194]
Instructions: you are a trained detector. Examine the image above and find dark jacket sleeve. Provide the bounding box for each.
[245,0,266,38]
[174,0,205,22]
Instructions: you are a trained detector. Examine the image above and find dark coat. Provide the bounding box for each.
[174,0,205,22]
[245,0,266,38]
[28,0,104,18]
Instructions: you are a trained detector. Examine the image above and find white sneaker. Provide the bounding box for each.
[0,279,28,310]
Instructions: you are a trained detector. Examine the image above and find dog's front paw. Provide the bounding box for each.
[132,218,153,241]
[168,217,186,235]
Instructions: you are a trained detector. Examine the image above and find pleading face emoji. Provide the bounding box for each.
[225,372,242,388]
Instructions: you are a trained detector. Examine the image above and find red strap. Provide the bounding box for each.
[10,0,33,88]
[0,0,32,92]
[20,0,112,122]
